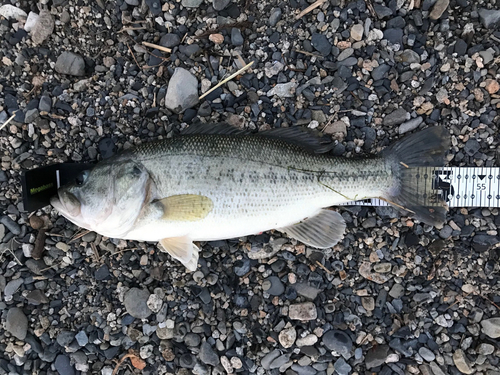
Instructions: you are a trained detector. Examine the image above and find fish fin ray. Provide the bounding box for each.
[278,209,346,248]
[159,236,194,263]
[382,126,450,226]
[181,243,199,272]
[259,127,334,154]
[159,194,213,221]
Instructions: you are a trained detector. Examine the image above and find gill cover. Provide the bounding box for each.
[52,159,151,238]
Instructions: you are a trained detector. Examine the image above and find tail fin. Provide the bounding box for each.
[382,126,451,226]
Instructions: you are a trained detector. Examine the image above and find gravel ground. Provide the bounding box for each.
[1,0,500,374]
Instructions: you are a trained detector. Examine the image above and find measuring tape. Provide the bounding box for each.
[345,167,500,208]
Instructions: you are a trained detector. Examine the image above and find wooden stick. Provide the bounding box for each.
[118,26,146,33]
[292,49,323,58]
[0,111,18,132]
[126,42,140,68]
[141,41,172,54]
[199,61,254,100]
[296,0,327,19]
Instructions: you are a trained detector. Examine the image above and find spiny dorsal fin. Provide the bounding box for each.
[159,194,213,221]
[183,123,333,154]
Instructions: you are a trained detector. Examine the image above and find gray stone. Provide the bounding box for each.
[165,68,199,113]
[26,289,49,305]
[270,353,291,369]
[231,28,244,46]
[389,284,404,299]
[0,216,21,235]
[373,4,393,18]
[213,0,230,11]
[261,349,281,370]
[334,357,352,375]
[478,8,500,28]
[24,108,39,123]
[39,95,52,112]
[384,108,408,126]
[75,331,89,346]
[384,28,403,45]
[311,33,331,56]
[123,288,152,319]
[267,82,297,98]
[4,278,24,297]
[57,331,76,347]
[125,0,139,5]
[160,33,180,48]
[365,345,389,369]
[199,341,219,366]
[477,343,494,355]
[293,283,321,300]
[397,49,420,64]
[398,116,423,134]
[419,347,436,362]
[54,354,75,375]
[337,48,354,62]
[269,7,282,26]
[439,225,453,239]
[322,330,352,356]
[481,318,500,338]
[6,308,28,340]
[182,0,203,7]
[464,139,480,156]
[262,276,284,296]
[371,64,391,81]
[290,364,316,375]
[55,52,85,76]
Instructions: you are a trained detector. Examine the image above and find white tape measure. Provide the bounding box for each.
[345,167,500,208]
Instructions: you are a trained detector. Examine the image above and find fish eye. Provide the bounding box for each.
[132,166,142,175]
[75,170,89,186]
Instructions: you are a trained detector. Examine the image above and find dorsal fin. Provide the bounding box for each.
[181,122,333,154]
[257,127,334,154]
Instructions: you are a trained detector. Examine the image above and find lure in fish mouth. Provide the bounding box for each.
[51,124,450,271]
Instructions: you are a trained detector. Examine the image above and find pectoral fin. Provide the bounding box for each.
[159,194,213,221]
[278,209,346,249]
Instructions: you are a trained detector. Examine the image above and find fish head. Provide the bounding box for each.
[51,159,152,237]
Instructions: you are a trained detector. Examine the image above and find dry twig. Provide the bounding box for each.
[141,41,172,54]
[199,61,254,100]
[0,111,18,132]
[296,0,327,19]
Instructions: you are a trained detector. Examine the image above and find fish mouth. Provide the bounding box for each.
[50,191,81,217]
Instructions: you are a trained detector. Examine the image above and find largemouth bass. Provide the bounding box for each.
[51,125,450,270]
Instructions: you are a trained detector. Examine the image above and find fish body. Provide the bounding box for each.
[124,134,389,241]
[51,125,450,270]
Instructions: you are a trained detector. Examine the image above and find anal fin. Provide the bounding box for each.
[278,209,346,249]
[159,236,200,272]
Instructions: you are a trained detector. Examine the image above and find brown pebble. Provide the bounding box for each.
[485,79,500,94]
[29,216,44,230]
[32,229,46,260]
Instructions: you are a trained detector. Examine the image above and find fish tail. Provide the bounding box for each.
[382,126,451,226]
